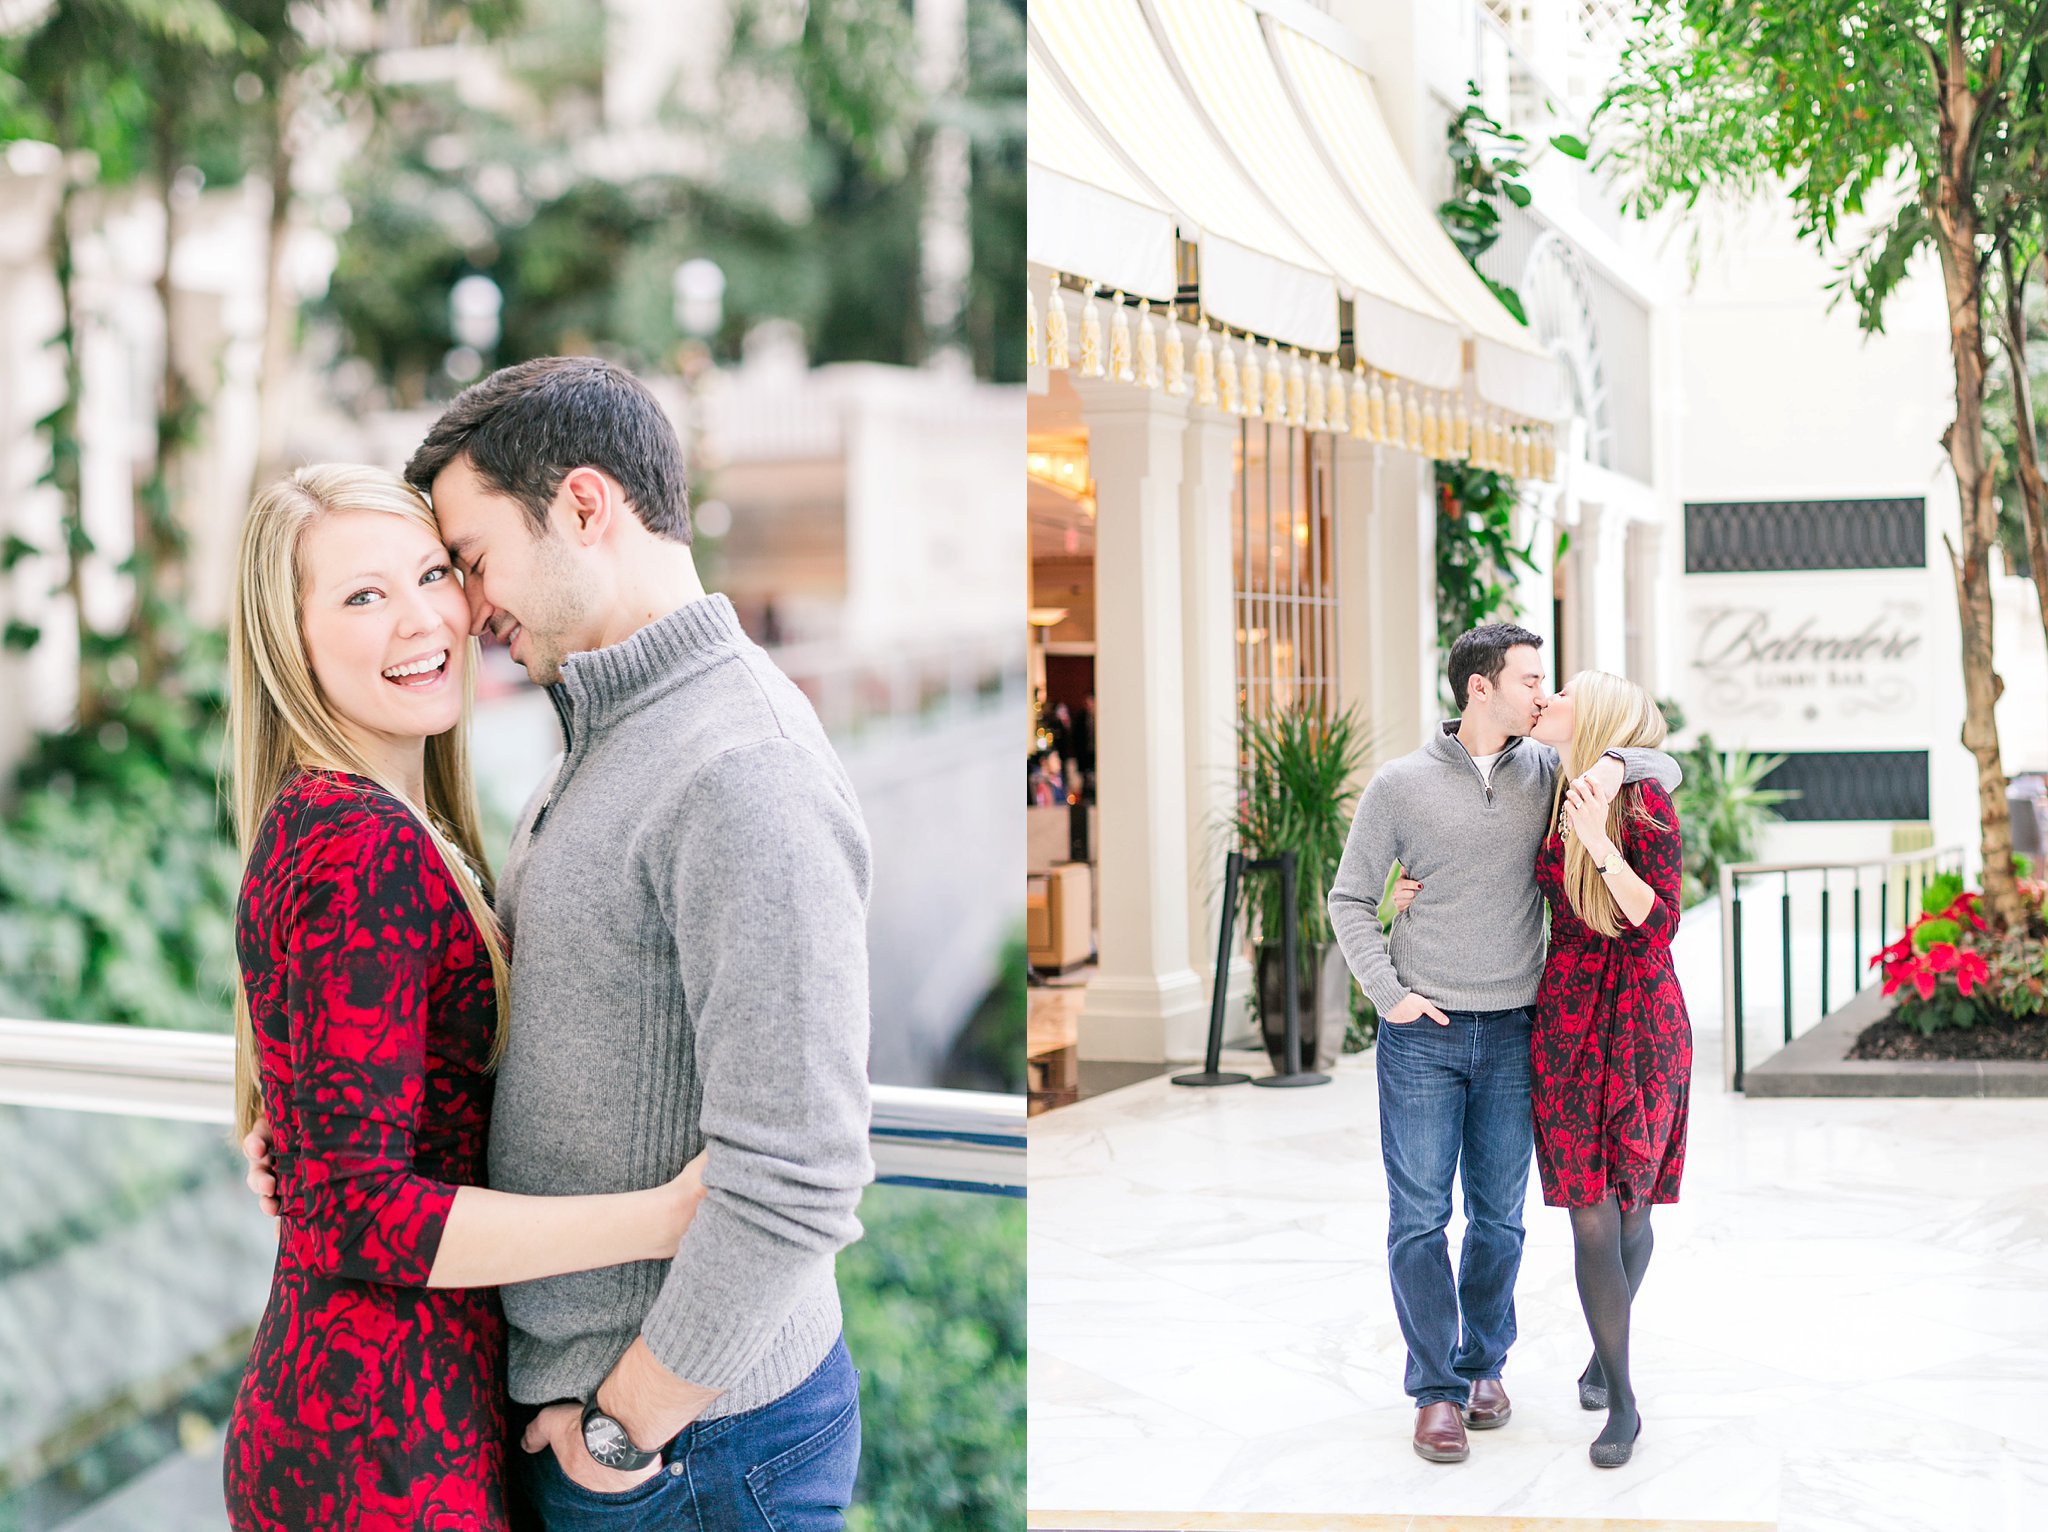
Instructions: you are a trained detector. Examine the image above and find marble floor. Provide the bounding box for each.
[1027,906,2048,1531]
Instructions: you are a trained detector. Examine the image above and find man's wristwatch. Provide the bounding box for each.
[580,1399,662,1472]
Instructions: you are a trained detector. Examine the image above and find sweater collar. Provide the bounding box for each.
[551,593,747,738]
[1429,718,1528,765]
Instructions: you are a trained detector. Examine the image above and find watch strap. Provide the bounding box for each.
[580,1399,662,1472]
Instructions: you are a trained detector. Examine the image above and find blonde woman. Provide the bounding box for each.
[1527,670,1690,1468]
[222,466,705,1531]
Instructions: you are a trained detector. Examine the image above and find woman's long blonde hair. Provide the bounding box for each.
[226,464,510,1138]
[1549,669,1670,939]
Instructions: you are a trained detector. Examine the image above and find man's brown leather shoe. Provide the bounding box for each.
[1412,1402,1469,1463]
[1462,1377,1511,1430]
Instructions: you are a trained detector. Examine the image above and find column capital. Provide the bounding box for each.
[1073,376,1191,425]
[1333,436,1379,470]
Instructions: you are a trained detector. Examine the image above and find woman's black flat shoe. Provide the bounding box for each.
[1589,1416,1641,1469]
[1577,1365,1607,1411]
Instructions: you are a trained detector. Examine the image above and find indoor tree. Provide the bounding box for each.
[1598,0,2048,931]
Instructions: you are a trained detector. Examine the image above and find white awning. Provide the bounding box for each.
[1031,0,1339,352]
[1265,14,1566,420]
[1148,0,1463,390]
[1026,43,1178,302]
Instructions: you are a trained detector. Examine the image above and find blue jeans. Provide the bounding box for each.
[1374,1007,1535,1408]
[514,1338,861,1531]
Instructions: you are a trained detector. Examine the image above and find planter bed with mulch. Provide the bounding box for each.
[1744,983,2048,1097]
[1847,1012,2048,1061]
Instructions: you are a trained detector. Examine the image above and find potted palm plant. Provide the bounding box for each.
[1232,703,1371,1072]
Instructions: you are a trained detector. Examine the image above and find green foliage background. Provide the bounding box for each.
[842,1187,1024,1531]
[0,659,237,1033]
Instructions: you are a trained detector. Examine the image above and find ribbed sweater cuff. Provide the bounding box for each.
[640,1197,847,1392]
[505,1287,842,1422]
[1362,975,1408,1017]
[641,1280,844,1419]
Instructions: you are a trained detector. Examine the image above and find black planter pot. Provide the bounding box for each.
[1254,941,1352,1074]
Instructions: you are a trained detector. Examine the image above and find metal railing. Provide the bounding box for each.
[0,1017,1025,1197]
[1717,844,1966,1091]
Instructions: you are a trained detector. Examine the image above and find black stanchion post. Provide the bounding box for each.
[1173,851,1251,1088]
[1252,849,1329,1088]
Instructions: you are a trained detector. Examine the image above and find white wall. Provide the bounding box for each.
[838,365,1025,649]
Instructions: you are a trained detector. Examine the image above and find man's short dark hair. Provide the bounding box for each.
[1448,622,1544,710]
[404,356,691,543]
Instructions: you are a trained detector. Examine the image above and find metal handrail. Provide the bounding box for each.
[0,1017,1024,1197]
[1713,846,1968,878]
[1717,844,1966,1092]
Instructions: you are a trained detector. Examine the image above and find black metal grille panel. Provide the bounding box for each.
[1684,499,1926,572]
[1755,750,1929,822]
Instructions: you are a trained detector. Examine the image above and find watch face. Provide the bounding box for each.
[584,1412,635,1467]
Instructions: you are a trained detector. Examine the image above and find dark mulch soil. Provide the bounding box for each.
[1849,1012,2048,1061]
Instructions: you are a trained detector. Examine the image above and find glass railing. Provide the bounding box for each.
[0,1020,1023,1531]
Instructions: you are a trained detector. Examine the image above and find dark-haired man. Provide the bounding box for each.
[247,357,874,1528]
[1327,623,1679,1466]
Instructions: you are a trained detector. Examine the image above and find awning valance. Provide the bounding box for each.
[1265,15,1566,421]
[1026,43,1178,303]
[1147,0,1463,391]
[1031,0,1340,352]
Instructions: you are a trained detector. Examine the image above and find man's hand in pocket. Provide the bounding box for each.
[1385,991,1450,1027]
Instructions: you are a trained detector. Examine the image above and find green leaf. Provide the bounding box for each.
[1920,871,1965,916]
[1,533,40,571]
[3,620,42,653]
[1911,917,1960,952]
[1504,183,1533,207]
[1550,132,1589,160]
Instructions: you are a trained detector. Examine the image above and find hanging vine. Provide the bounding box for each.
[1431,86,1574,667]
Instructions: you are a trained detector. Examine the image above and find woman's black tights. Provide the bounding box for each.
[1570,1197,1653,1449]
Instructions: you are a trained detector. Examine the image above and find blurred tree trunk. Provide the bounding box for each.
[1928,17,2025,929]
[136,93,195,693]
[250,72,298,493]
[46,172,103,729]
[2001,245,2048,665]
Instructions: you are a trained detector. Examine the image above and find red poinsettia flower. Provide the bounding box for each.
[1925,942,1960,972]
[1913,968,1938,1000]
[1943,892,1991,931]
[1956,950,1990,997]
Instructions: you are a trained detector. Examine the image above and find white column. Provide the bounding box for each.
[1335,440,1437,766]
[1574,500,1613,675]
[1333,438,1375,733]
[1623,519,1665,690]
[1076,379,1206,1061]
[1180,403,1250,1021]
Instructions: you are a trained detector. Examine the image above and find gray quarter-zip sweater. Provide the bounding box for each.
[488,593,874,1418]
[1328,721,1681,1016]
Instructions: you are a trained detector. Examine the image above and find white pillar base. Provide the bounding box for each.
[1077,969,1211,1063]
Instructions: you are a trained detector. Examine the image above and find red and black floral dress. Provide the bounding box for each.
[1532,780,1691,1211]
[224,771,508,1531]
